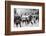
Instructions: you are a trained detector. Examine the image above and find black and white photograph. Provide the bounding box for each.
[14,8,39,28]
[11,5,42,31]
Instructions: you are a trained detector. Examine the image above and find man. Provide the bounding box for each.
[14,15,21,27]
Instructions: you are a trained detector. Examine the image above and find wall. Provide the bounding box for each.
[0,0,46,36]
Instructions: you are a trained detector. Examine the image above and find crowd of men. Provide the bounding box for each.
[14,11,39,27]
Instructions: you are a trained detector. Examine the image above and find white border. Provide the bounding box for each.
[11,5,42,31]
